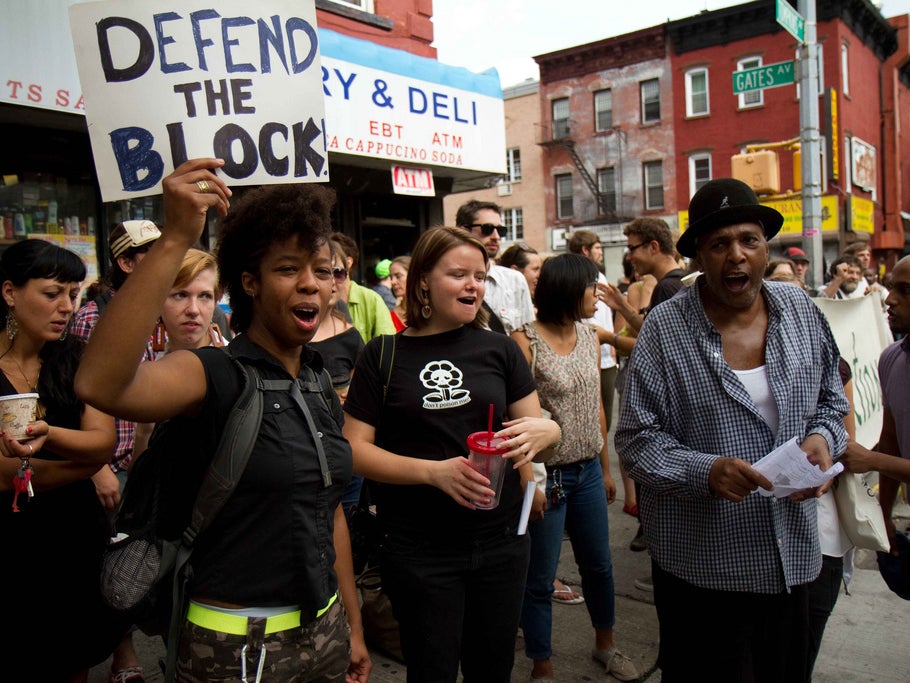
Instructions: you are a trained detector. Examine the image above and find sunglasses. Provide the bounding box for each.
[627,242,648,253]
[332,267,348,282]
[467,223,501,236]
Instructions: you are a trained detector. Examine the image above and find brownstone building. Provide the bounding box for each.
[443,80,548,253]
[533,26,677,277]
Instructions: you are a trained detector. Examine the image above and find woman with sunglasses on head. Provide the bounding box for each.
[0,239,119,681]
[388,255,411,331]
[76,159,370,683]
[499,242,543,299]
[515,253,639,683]
[343,226,561,683]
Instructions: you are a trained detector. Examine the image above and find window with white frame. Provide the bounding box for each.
[502,208,524,241]
[556,174,574,218]
[552,98,570,139]
[597,167,617,213]
[685,68,709,117]
[640,79,660,123]
[594,89,613,131]
[737,57,763,108]
[324,0,375,12]
[643,161,664,210]
[505,147,521,183]
[688,153,712,197]
[841,43,850,96]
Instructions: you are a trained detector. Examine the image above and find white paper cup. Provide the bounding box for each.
[0,393,38,441]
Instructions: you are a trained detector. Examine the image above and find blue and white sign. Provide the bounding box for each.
[69,0,327,201]
[320,30,505,175]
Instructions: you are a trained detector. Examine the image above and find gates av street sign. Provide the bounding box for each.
[732,60,796,94]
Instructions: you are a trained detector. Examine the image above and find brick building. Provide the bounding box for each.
[532,26,677,276]
[443,80,548,253]
[668,0,910,266]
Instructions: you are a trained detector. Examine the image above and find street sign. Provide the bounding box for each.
[732,60,796,94]
[776,0,805,43]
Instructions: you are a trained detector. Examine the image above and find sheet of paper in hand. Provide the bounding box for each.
[752,436,844,498]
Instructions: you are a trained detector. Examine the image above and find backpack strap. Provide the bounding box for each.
[164,357,262,681]
[379,334,396,406]
[93,289,114,316]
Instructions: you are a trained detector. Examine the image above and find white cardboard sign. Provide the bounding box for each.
[68,0,328,201]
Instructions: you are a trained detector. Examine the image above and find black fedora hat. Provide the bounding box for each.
[677,178,784,258]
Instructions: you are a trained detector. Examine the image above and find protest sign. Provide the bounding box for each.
[813,292,893,448]
[69,0,327,201]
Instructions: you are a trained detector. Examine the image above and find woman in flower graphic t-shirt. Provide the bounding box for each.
[344,226,560,683]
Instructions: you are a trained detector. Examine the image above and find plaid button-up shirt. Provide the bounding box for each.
[71,298,152,473]
[616,279,848,593]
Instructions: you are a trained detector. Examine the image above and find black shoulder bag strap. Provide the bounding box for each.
[379,334,397,405]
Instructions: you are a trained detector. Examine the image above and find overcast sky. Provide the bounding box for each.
[432,0,910,88]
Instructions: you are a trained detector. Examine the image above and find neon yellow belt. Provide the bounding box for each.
[186,593,338,635]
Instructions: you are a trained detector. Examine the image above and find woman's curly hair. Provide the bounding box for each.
[217,183,335,333]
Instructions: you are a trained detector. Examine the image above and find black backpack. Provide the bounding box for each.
[99,350,335,681]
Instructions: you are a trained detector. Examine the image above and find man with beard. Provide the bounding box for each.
[616,178,848,681]
[841,256,910,528]
[455,200,534,335]
[821,254,864,300]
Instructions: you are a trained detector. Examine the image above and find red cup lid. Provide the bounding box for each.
[466,431,509,455]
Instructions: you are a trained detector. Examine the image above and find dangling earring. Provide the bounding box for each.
[420,290,432,319]
[58,327,67,342]
[6,309,18,342]
[152,318,167,352]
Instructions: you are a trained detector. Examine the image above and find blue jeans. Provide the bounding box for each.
[381,527,530,683]
[521,457,616,660]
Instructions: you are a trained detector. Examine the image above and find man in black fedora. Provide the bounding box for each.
[616,178,849,681]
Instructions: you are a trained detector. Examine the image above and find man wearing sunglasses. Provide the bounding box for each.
[455,199,534,336]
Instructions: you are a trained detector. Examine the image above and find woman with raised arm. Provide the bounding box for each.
[0,238,118,681]
[76,159,370,683]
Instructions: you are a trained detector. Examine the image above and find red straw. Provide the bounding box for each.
[487,404,494,447]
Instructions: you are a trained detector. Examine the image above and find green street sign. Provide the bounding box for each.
[732,60,796,94]
[776,0,805,43]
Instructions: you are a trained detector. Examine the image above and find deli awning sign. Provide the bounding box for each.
[69,0,328,202]
[391,165,435,197]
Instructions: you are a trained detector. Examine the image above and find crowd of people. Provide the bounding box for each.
[1,160,907,683]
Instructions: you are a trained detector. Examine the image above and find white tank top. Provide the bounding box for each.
[733,365,779,439]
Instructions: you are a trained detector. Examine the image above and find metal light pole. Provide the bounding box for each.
[798,0,824,289]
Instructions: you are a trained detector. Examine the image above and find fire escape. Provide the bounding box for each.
[540,118,622,222]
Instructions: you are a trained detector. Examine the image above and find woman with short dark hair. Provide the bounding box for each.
[514,253,639,683]
[76,158,370,682]
[0,238,118,680]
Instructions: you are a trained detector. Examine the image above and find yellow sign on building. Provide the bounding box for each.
[678,195,839,236]
[849,195,874,233]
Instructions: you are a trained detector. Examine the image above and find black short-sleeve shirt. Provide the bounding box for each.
[174,335,352,609]
[344,326,536,543]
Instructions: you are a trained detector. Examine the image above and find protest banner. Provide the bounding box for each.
[69,0,327,201]
[813,292,893,448]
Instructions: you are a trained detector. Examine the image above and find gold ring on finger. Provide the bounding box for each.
[26,443,33,454]
[196,179,211,194]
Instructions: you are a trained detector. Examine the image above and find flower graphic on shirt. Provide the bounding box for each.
[419,360,471,409]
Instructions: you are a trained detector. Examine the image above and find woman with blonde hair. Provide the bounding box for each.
[152,248,226,356]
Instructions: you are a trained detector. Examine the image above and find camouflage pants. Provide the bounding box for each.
[175,600,351,682]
